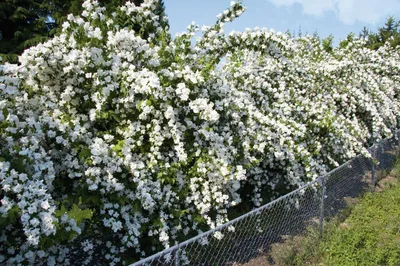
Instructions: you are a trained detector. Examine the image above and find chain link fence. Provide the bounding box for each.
[130,131,400,266]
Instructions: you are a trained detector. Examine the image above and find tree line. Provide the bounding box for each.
[319,16,400,53]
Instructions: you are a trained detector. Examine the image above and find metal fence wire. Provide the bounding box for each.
[130,131,400,266]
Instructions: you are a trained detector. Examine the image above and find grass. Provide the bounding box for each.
[268,158,400,266]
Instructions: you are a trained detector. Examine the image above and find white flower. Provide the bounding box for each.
[176,83,190,101]
[93,27,102,40]
[40,200,50,210]
[213,231,224,240]
[159,230,169,242]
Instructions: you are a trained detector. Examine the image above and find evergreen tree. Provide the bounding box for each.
[312,29,319,39]
[322,34,334,53]
[339,32,355,49]
[0,0,50,63]
[361,16,400,50]
[359,26,370,39]
[298,26,302,37]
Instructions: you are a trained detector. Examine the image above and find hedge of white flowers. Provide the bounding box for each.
[1,0,399,264]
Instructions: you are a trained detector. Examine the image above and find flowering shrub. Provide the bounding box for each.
[1,0,399,264]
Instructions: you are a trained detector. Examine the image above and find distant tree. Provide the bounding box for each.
[298,26,302,38]
[361,16,400,50]
[322,34,334,53]
[155,0,169,31]
[339,32,355,49]
[0,0,50,63]
[312,29,319,39]
[359,26,370,39]
[379,17,399,40]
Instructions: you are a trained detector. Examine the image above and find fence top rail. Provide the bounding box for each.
[129,130,399,266]
[130,178,322,266]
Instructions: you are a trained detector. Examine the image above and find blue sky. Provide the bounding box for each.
[164,0,400,45]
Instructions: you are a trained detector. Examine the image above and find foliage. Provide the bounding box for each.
[322,34,334,53]
[0,0,50,63]
[360,16,400,50]
[0,0,399,264]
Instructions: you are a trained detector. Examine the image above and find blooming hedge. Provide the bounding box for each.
[1,0,399,264]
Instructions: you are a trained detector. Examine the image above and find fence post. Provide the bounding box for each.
[174,245,180,266]
[371,156,376,192]
[398,130,400,148]
[319,176,326,237]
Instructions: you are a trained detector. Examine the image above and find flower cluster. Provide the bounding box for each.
[0,0,399,264]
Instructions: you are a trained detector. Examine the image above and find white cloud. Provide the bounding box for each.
[267,0,400,24]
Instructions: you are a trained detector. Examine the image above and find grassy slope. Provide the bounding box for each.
[270,159,400,266]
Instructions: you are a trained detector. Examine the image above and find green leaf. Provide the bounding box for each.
[69,204,93,224]
[2,108,9,118]
[100,111,109,119]
[12,157,25,173]
[111,140,125,153]
[132,200,142,212]
[86,194,101,205]
[193,214,206,224]
[56,203,93,225]
[78,147,91,161]
[0,205,20,227]
[39,235,56,249]
[136,99,152,110]
[0,121,8,129]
